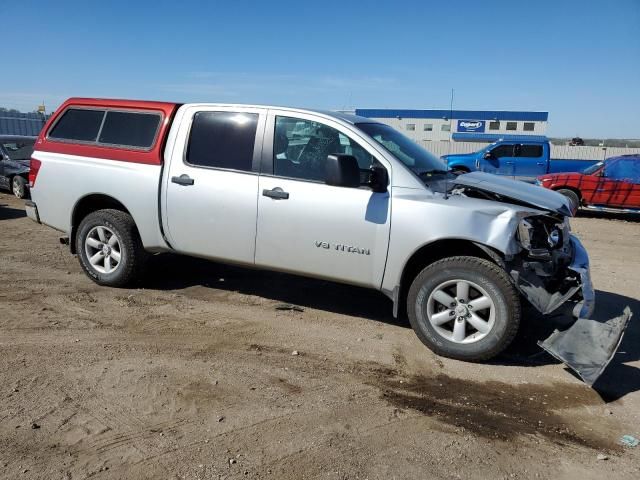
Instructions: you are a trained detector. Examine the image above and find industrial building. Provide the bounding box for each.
[0,110,50,136]
[354,109,548,143]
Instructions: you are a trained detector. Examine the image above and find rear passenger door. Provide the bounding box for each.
[512,143,547,181]
[163,106,266,264]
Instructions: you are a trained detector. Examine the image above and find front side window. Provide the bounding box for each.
[490,144,515,158]
[1,139,35,160]
[357,122,445,174]
[98,111,160,148]
[273,116,374,182]
[49,108,106,142]
[506,121,518,131]
[187,111,258,171]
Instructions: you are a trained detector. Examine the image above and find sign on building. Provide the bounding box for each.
[457,120,485,133]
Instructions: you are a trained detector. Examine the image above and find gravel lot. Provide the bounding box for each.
[1,191,639,479]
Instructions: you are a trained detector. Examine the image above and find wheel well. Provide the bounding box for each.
[70,194,131,253]
[397,239,499,317]
[450,165,470,173]
[553,186,582,200]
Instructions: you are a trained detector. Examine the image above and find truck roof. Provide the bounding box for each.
[35,98,381,167]
[55,98,376,125]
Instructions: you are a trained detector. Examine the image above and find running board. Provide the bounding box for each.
[583,205,640,214]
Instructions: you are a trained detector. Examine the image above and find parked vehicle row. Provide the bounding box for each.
[0,135,36,198]
[23,97,625,381]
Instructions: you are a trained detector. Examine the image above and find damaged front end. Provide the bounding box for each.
[509,215,593,318]
[508,213,631,385]
[450,174,631,385]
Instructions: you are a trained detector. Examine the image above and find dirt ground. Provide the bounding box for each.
[1,191,639,480]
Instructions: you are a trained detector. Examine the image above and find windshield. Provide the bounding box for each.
[2,139,35,161]
[582,161,603,175]
[357,123,447,174]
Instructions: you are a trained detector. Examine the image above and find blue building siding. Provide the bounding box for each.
[0,112,50,136]
[355,109,548,122]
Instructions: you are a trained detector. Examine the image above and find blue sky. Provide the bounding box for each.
[2,0,639,138]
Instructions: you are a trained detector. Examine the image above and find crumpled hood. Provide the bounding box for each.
[454,171,574,217]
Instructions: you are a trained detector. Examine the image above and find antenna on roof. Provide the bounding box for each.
[443,88,454,200]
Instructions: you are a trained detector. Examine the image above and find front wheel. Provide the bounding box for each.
[76,209,146,287]
[407,256,520,362]
[12,176,28,199]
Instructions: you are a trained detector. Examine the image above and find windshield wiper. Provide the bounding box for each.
[417,169,449,177]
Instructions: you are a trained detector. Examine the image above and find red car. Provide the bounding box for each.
[536,154,640,212]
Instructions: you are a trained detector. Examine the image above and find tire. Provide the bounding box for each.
[407,256,520,362]
[556,189,580,211]
[12,176,27,199]
[76,209,146,287]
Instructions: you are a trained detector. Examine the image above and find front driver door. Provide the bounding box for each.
[255,111,391,288]
[482,144,516,177]
[593,158,640,208]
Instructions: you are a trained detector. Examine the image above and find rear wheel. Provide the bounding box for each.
[76,209,146,287]
[12,176,27,199]
[557,189,580,211]
[407,256,520,362]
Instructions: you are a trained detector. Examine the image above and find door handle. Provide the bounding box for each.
[536,162,545,166]
[505,161,514,165]
[262,187,289,200]
[171,174,194,186]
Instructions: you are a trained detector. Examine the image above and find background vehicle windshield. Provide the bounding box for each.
[582,161,603,175]
[357,123,446,174]
[2,139,35,160]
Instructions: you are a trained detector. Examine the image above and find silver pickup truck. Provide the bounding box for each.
[25,98,627,383]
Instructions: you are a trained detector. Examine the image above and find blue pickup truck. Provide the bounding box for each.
[443,138,598,181]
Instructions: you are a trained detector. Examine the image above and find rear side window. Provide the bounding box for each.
[517,144,543,157]
[186,111,258,171]
[98,111,160,148]
[49,108,105,142]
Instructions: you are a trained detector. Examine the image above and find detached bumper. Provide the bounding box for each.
[25,200,40,223]
[508,234,631,386]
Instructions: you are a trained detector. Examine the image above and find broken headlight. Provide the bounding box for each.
[518,216,570,257]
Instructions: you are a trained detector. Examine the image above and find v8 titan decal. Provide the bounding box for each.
[315,241,370,255]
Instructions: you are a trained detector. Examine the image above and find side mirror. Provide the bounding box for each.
[369,165,389,193]
[325,154,361,188]
[483,151,493,159]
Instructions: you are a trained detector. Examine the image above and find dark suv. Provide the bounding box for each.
[0,135,36,198]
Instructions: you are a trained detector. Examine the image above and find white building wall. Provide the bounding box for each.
[368,116,547,143]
